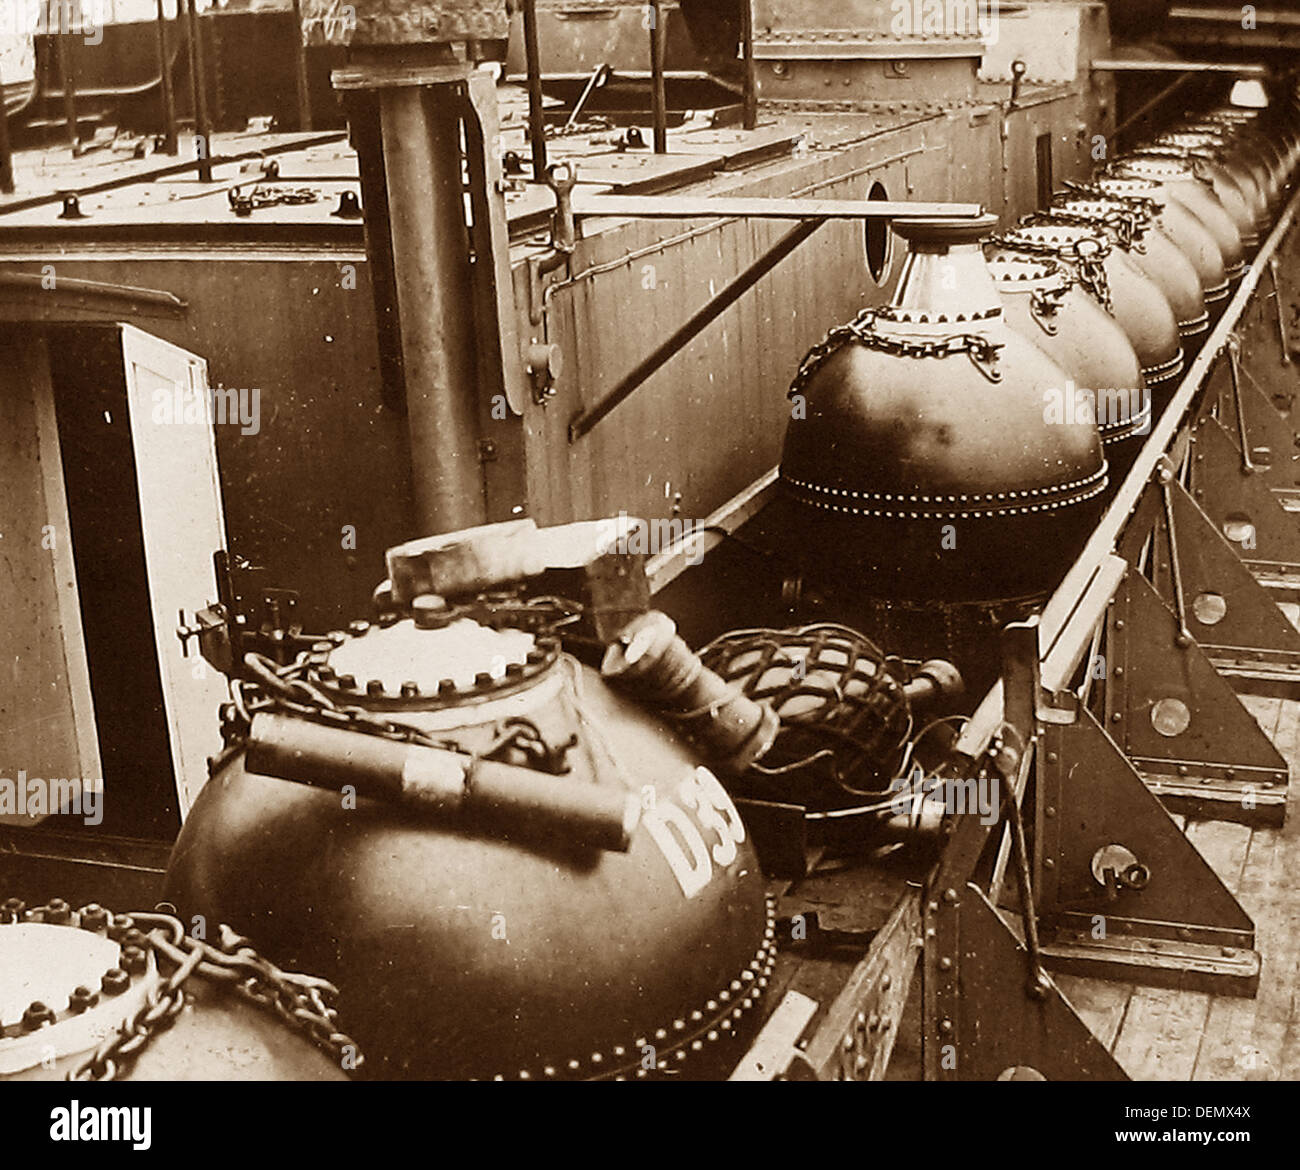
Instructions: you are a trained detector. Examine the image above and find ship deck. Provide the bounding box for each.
[0,78,1075,248]
[2,36,1295,1084]
[1052,686,1300,1082]
[744,687,1300,1083]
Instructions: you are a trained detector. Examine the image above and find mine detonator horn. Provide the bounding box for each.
[601,610,782,775]
[245,712,640,852]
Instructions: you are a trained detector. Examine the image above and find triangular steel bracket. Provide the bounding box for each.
[923,883,1129,1080]
[1149,471,1300,694]
[1105,568,1288,825]
[1035,700,1259,996]
[1206,340,1300,506]
[1189,416,1300,601]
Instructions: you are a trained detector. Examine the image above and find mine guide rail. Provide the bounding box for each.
[655,181,1300,1081]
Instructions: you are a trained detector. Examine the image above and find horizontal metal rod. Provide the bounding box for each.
[1092,59,1267,74]
[504,69,727,83]
[752,42,982,61]
[0,271,186,311]
[569,216,825,441]
[1169,5,1300,24]
[42,73,171,100]
[572,194,984,221]
[956,180,1300,763]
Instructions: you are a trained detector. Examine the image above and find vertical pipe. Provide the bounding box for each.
[346,91,407,413]
[649,0,667,153]
[0,92,13,194]
[379,86,486,534]
[56,4,80,156]
[183,0,213,181]
[289,0,313,131]
[155,0,179,154]
[521,0,547,181]
[741,0,757,131]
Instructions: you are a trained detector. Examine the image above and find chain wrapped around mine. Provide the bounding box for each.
[789,306,1005,399]
[991,230,1115,314]
[1029,204,1149,251]
[1061,179,1164,221]
[1,900,361,1081]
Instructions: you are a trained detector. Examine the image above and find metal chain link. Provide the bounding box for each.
[1029,281,1069,322]
[1032,204,1148,251]
[232,651,463,753]
[228,184,320,215]
[988,251,1077,321]
[225,644,574,776]
[1109,152,1218,190]
[1064,180,1164,222]
[57,907,362,1081]
[1130,144,1217,166]
[991,230,1114,314]
[788,307,1005,399]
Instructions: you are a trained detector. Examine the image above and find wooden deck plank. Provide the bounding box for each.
[1271,696,1300,765]
[1192,829,1277,1079]
[1240,694,1286,741]
[1237,696,1300,1080]
[1276,981,1300,1080]
[1241,829,1299,1081]
[1196,696,1300,1081]
[1195,995,1265,1079]
[1054,975,1133,1051]
[1184,821,1253,896]
[1112,987,1213,1080]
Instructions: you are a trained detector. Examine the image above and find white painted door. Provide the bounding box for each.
[120,324,230,817]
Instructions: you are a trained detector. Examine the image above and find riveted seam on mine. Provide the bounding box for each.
[1177,311,1211,337]
[488,898,779,1083]
[1141,348,1186,385]
[781,466,1110,519]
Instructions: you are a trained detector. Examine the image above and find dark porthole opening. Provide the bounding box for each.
[864,181,895,285]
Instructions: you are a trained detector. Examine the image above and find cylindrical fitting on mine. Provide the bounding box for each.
[602,611,780,775]
[879,793,948,841]
[902,659,965,708]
